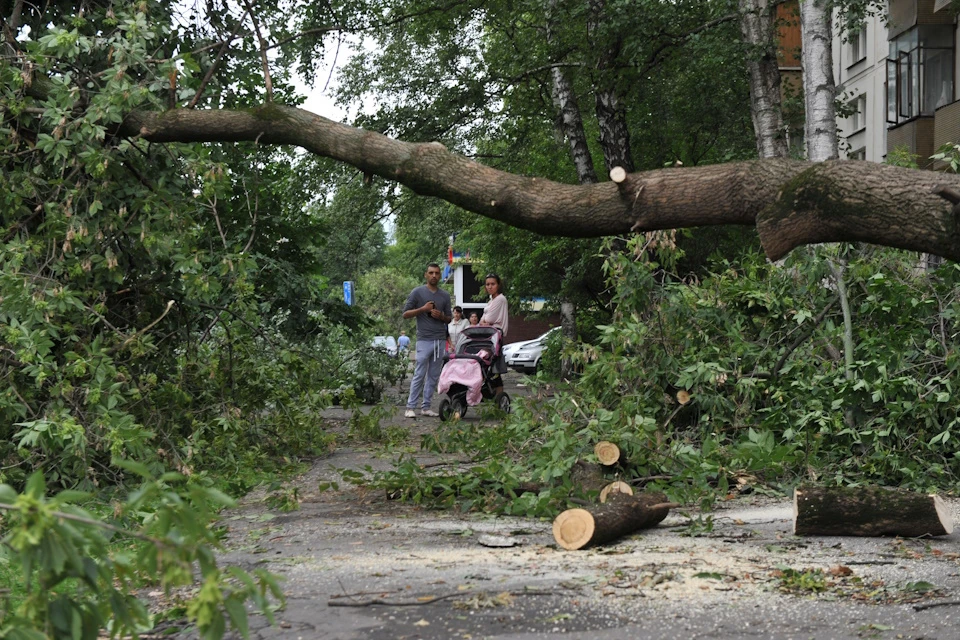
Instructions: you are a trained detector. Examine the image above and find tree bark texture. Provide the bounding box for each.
[545,0,598,186]
[594,88,634,173]
[793,485,954,537]
[738,0,789,159]
[599,481,632,503]
[553,491,674,550]
[559,300,576,379]
[800,0,838,161]
[550,67,599,185]
[101,103,960,261]
[570,460,608,493]
[588,0,634,173]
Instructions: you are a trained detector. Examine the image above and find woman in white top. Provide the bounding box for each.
[447,306,470,352]
[479,274,508,337]
[479,273,509,397]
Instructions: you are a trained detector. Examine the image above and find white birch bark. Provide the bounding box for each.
[550,67,599,184]
[738,0,789,159]
[546,0,598,184]
[800,0,838,162]
[588,0,634,173]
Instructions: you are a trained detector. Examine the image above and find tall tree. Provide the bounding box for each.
[8,1,960,272]
[800,0,838,161]
[546,0,598,185]
[738,0,790,159]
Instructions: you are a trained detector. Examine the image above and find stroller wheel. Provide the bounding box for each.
[452,397,467,419]
[495,392,511,414]
[439,398,452,422]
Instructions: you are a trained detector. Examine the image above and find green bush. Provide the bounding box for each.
[373,238,960,514]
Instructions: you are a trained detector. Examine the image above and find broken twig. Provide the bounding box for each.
[327,590,557,607]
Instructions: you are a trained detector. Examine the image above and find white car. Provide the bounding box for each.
[502,327,559,373]
[371,335,398,357]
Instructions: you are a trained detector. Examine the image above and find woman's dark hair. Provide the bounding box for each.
[453,306,463,314]
[484,273,503,294]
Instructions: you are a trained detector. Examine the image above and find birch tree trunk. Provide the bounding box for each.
[800,3,853,425]
[559,301,577,379]
[546,65,587,371]
[738,0,789,159]
[594,88,634,173]
[550,68,599,185]
[588,0,634,173]
[546,0,598,185]
[800,0,838,162]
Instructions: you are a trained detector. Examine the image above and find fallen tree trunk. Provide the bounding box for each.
[553,491,678,550]
[793,485,954,537]
[19,68,960,261]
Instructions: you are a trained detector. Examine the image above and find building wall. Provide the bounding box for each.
[919,0,956,26]
[833,9,888,162]
[506,314,561,344]
[888,117,938,165]
[934,99,960,149]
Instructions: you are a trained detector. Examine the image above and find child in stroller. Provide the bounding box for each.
[436,326,511,420]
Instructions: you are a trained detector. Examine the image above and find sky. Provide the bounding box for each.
[296,37,363,123]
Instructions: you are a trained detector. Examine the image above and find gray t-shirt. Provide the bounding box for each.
[403,285,452,341]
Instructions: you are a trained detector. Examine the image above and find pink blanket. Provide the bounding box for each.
[438,358,484,406]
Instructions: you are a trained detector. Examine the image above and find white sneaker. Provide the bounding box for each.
[420,409,439,417]
[404,409,416,418]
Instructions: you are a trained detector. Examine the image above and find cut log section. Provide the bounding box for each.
[553,491,678,550]
[594,441,621,466]
[599,481,633,503]
[793,485,954,537]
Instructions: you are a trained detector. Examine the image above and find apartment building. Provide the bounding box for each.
[834,1,960,166]
[833,7,889,161]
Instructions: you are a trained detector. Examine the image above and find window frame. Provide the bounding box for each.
[848,24,868,68]
[849,94,867,135]
[886,26,955,127]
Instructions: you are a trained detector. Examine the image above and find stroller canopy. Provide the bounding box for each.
[457,326,502,362]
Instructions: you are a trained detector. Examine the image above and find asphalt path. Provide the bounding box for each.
[178,371,960,640]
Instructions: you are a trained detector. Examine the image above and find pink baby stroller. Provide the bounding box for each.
[437,326,511,420]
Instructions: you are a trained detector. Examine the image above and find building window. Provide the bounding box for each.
[850,94,867,133]
[849,24,867,66]
[887,26,954,126]
[850,147,866,160]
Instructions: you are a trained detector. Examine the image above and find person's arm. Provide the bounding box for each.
[402,291,435,319]
[426,296,451,323]
[403,305,431,319]
[479,296,502,326]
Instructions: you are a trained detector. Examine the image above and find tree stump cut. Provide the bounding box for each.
[553,491,677,550]
[594,441,621,466]
[599,481,633,503]
[793,485,954,537]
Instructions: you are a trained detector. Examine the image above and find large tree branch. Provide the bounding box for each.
[106,102,960,261]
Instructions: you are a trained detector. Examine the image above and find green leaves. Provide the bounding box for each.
[0,469,282,639]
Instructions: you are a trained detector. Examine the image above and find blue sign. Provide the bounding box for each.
[343,281,354,306]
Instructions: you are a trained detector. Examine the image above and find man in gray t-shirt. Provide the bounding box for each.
[402,263,452,417]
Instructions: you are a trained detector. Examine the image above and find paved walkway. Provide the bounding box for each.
[181,372,960,639]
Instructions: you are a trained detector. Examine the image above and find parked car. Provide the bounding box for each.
[371,335,398,357]
[502,327,559,373]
